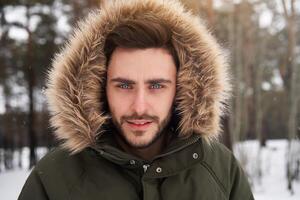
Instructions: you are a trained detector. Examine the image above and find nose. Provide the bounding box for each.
[131,88,147,116]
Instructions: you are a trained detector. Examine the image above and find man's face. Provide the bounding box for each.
[106,47,177,149]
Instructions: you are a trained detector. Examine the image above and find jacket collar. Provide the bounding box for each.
[90,131,203,177]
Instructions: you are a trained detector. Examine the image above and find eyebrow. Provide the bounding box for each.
[110,78,135,84]
[146,78,172,84]
[110,77,172,84]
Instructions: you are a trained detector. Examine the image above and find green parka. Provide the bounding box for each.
[19,0,254,199]
[19,133,253,200]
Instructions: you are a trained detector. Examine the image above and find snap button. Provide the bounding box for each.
[129,160,136,165]
[156,167,162,173]
[192,153,199,159]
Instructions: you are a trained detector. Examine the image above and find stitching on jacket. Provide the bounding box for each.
[143,178,148,200]
[144,159,202,179]
[33,168,51,199]
[201,161,227,197]
[142,139,203,179]
[67,167,87,200]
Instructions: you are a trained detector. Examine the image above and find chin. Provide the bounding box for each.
[125,130,160,149]
[125,134,153,148]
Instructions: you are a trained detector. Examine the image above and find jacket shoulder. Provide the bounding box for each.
[200,140,254,200]
[35,147,92,187]
[19,147,93,200]
[202,140,235,168]
[36,147,80,167]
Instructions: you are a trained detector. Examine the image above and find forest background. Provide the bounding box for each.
[0,0,299,195]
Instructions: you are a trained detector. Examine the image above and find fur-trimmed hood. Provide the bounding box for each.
[46,0,231,153]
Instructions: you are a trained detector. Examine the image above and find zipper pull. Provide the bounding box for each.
[143,164,150,173]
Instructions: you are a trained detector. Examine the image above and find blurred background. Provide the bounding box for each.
[0,0,299,199]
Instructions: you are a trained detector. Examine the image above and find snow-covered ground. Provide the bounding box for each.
[0,169,31,200]
[0,140,299,200]
[234,140,300,200]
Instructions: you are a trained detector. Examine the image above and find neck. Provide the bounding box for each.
[115,133,169,161]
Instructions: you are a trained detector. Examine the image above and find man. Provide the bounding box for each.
[19,0,254,199]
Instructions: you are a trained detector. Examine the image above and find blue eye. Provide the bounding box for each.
[150,83,162,89]
[118,83,131,89]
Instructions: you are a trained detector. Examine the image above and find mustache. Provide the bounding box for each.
[120,113,159,124]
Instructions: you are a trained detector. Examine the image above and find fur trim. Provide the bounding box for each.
[46,0,231,153]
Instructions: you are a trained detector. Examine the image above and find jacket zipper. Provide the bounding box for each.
[143,164,150,173]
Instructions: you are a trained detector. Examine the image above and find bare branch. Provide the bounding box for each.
[291,0,295,17]
[281,0,289,19]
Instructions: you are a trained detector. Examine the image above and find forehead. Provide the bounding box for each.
[107,47,177,80]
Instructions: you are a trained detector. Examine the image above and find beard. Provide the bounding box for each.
[111,110,172,149]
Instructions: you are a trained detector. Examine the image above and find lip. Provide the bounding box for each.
[126,120,152,130]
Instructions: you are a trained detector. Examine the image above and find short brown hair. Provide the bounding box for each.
[104,20,179,69]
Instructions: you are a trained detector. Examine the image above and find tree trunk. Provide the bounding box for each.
[231,3,244,144]
[0,6,14,170]
[25,3,37,169]
[281,0,298,193]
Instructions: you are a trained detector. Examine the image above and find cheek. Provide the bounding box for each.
[153,92,175,117]
[107,90,129,118]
